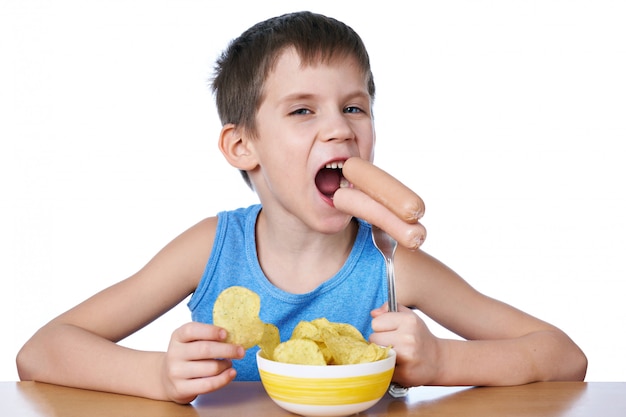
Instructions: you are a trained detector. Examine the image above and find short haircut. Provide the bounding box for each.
[211,11,375,187]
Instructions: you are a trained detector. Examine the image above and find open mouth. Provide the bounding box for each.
[315,161,350,199]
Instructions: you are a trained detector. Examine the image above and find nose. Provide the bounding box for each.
[319,110,356,143]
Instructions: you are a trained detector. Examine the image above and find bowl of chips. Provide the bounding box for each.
[257,349,395,417]
[256,319,396,417]
[212,287,396,416]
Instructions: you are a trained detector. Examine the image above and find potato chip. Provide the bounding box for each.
[290,320,333,362]
[375,345,392,361]
[324,332,385,365]
[273,339,327,365]
[258,323,280,360]
[318,343,334,364]
[212,286,265,349]
[331,322,367,342]
[291,320,323,342]
[310,317,332,329]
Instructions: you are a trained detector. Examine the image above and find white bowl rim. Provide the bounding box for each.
[256,348,396,378]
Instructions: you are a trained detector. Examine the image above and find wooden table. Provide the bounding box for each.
[2,381,625,416]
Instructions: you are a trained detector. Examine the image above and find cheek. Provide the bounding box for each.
[360,133,376,162]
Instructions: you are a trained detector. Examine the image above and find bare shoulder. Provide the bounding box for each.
[141,216,219,291]
[103,215,220,310]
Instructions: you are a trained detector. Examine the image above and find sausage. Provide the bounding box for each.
[333,187,426,250]
[341,157,424,224]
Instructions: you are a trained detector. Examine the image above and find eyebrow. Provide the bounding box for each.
[278,90,371,104]
[280,92,317,103]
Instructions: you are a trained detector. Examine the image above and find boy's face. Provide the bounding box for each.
[248,47,375,232]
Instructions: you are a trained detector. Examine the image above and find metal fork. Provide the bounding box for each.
[371,225,410,398]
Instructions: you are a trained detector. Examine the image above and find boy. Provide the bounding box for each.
[17,11,587,404]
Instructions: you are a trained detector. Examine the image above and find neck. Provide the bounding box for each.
[255,210,358,294]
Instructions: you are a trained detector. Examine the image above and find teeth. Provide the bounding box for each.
[339,178,350,188]
[325,161,344,169]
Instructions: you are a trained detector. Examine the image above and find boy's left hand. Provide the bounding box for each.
[369,304,441,387]
[333,157,426,250]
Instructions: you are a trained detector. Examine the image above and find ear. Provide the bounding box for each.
[218,123,258,171]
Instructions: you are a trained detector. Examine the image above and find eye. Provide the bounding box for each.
[290,108,312,116]
[344,106,364,114]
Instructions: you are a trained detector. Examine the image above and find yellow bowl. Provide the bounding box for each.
[256,349,396,417]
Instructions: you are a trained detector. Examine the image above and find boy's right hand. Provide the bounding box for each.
[161,322,245,404]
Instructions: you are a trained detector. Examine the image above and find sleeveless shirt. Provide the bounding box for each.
[187,204,387,380]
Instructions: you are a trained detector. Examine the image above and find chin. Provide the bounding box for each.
[317,212,354,235]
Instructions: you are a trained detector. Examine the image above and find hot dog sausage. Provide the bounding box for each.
[333,187,426,250]
[341,157,424,224]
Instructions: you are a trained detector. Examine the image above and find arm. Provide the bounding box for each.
[334,157,586,386]
[16,217,243,402]
[369,248,588,386]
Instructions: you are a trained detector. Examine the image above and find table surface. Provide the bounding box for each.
[2,381,625,417]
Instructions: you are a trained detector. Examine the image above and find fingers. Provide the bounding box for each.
[164,322,244,402]
[172,321,225,344]
[370,303,388,318]
[167,366,237,404]
[341,157,425,223]
[333,187,426,250]
[167,356,236,386]
[370,304,413,331]
[170,322,245,361]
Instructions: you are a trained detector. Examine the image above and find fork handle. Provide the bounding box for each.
[385,260,409,396]
[385,258,398,313]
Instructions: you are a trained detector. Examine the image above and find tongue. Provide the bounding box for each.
[315,168,342,197]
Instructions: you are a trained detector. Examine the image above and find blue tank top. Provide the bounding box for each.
[188,204,387,380]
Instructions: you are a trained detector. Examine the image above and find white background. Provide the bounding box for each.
[1,0,625,382]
